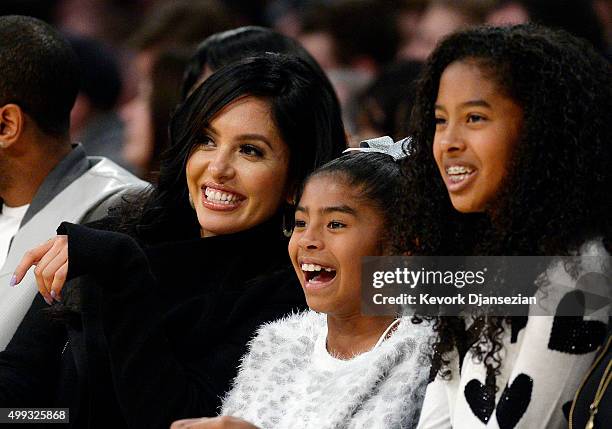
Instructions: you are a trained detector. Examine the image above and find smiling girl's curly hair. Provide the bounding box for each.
[394,24,612,380]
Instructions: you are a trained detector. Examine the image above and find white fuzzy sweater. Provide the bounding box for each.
[222,311,432,429]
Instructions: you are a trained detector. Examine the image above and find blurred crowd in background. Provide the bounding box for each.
[2,0,609,182]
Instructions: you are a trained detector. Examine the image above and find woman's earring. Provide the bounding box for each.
[282,203,294,238]
[282,217,293,238]
[188,193,195,209]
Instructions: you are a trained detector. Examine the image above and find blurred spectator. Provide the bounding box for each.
[181,26,324,98]
[395,0,428,55]
[399,0,494,61]
[486,0,608,53]
[120,0,234,176]
[121,49,191,181]
[485,0,530,25]
[351,60,422,145]
[266,0,315,37]
[299,0,399,74]
[298,0,400,133]
[296,4,338,70]
[128,0,233,79]
[54,0,141,46]
[68,34,127,167]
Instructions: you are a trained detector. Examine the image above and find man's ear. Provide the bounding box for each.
[0,104,24,148]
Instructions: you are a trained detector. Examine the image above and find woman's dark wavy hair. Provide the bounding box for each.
[395,24,612,381]
[115,53,345,243]
[298,152,403,247]
[180,26,324,99]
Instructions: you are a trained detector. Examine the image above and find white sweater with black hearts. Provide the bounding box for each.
[417,239,610,429]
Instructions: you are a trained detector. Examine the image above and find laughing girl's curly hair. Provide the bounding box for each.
[394,24,612,380]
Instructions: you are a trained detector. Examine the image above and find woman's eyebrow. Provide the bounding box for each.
[236,134,273,149]
[205,125,219,137]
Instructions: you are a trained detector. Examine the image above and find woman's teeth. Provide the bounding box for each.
[205,188,239,204]
[301,263,334,272]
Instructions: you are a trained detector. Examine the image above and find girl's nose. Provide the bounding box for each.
[438,123,466,153]
[298,229,324,250]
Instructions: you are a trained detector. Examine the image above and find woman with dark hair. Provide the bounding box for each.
[2,53,347,428]
[124,26,327,182]
[181,26,324,99]
[393,25,611,428]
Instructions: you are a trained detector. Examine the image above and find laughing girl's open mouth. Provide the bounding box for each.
[301,263,337,284]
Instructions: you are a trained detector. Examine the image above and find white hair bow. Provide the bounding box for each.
[343,136,411,161]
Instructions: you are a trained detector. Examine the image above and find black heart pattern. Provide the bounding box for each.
[464,379,496,424]
[562,400,573,421]
[495,373,533,429]
[548,290,607,354]
[510,316,527,344]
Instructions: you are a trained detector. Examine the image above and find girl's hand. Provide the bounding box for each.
[170,416,260,429]
[11,236,68,305]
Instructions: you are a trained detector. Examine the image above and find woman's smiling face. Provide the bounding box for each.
[186,96,290,237]
[288,174,385,316]
[433,59,523,213]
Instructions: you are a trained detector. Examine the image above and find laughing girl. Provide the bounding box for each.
[396,25,611,428]
[173,147,432,429]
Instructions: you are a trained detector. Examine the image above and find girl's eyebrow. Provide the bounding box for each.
[322,205,357,216]
[461,99,491,108]
[295,205,357,216]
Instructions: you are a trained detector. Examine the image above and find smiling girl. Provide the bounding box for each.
[396,25,612,428]
[172,148,432,429]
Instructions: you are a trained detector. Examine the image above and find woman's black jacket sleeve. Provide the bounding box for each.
[58,221,304,428]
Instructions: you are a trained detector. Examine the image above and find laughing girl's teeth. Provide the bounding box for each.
[301,262,337,285]
[302,263,321,272]
[205,188,239,204]
[301,263,334,272]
